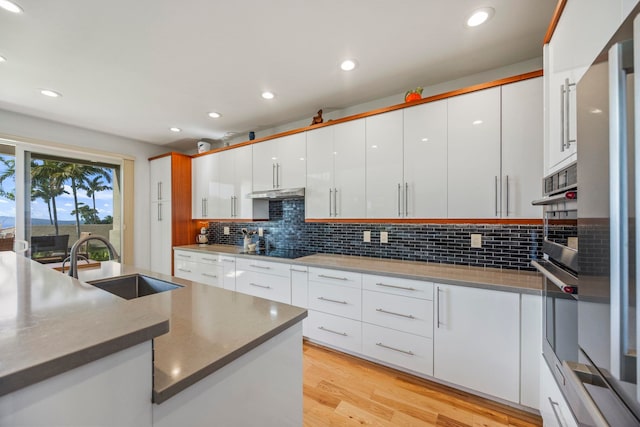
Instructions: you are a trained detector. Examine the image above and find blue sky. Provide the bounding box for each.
[0,156,114,221]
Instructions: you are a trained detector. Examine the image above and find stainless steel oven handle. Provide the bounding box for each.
[560,82,566,152]
[548,398,566,427]
[531,260,576,295]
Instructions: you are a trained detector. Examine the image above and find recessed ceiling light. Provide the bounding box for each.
[40,89,61,98]
[472,119,483,125]
[466,7,494,27]
[170,127,181,132]
[421,138,429,142]
[340,59,358,71]
[0,55,6,62]
[590,108,603,114]
[261,91,275,100]
[0,0,22,13]
[208,112,222,118]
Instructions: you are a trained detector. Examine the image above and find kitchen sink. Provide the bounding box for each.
[87,274,183,300]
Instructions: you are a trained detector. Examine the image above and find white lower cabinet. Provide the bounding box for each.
[174,250,224,288]
[235,258,291,304]
[539,357,578,427]
[433,283,520,403]
[306,310,362,354]
[308,282,361,320]
[219,255,236,291]
[290,265,309,336]
[362,323,433,376]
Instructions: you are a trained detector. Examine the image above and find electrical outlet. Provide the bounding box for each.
[380,231,388,244]
[258,228,264,237]
[471,234,482,248]
[363,231,371,243]
[223,226,230,235]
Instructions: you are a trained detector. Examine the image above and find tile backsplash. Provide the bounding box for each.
[207,199,544,271]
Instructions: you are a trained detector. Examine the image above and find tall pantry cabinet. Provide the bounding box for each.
[149,153,193,276]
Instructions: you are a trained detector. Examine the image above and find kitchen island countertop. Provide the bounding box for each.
[175,244,542,294]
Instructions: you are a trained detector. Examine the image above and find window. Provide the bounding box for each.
[0,144,16,248]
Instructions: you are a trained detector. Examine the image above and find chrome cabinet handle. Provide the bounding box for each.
[290,268,307,273]
[494,176,498,217]
[436,286,442,328]
[376,342,414,356]
[157,203,162,221]
[249,282,271,289]
[405,182,408,217]
[333,188,338,216]
[202,273,218,278]
[201,198,205,217]
[222,258,235,263]
[157,182,162,200]
[202,257,216,262]
[318,326,347,336]
[177,253,192,258]
[318,274,348,281]
[178,268,191,273]
[272,163,276,189]
[505,175,509,217]
[375,282,416,291]
[276,163,281,188]
[329,188,333,217]
[397,183,401,216]
[249,264,271,269]
[234,196,238,217]
[376,308,415,319]
[318,296,348,304]
[560,82,566,152]
[565,79,576,147]
[230,197,234,217]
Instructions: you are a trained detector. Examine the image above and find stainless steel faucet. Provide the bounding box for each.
[67,235,119,278]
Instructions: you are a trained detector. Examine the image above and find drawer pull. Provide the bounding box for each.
[376,342,414,356]
[202,273,218,278]
[290,268,308,273]
[222,259,235,263]
[250,264,272,270]
[375,282,416,291]
[318,326,347,336]
[318,296,348,305]
[201,257,217,262]
[376,308,415,319]
[178,268,191,273]
[318,274,348,281]
[177,254,192,258]
[249,282,271,289]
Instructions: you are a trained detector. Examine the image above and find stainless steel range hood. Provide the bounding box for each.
[246,188,305,199]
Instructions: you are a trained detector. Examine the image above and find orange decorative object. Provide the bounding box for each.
[405,92,422,102]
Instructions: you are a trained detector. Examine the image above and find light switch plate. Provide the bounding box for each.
[224,226,230,235]
[380,231,388,244]
[471,233,482,248]
[363,231,371,243]
[258,228,264,237]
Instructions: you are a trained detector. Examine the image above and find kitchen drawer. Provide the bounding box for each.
[290,265,308,308]
[363,323,433,376]
[174,258,200,282]
[236,258,290,277]
[174,250,196,262]
[363,274,433,300]
[236,271,291,304]
[306,310,362,354]
[194,266,223,288]
[308,267,361,289]
[308,282,361,320]
[363,290,433,338]
[195,252,222,266]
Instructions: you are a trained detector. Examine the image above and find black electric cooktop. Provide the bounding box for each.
[239,248,315,259]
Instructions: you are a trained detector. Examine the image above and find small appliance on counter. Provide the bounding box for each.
[196,227,208,246]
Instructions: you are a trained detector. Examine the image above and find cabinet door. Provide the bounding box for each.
[365,110,404,218]
[150,201,171,275]
[502,78,544,219]
[233,145,258,219]
[333,120,366,218]
[403,100,448,218]
[215,150,235,219]
[433,284,520,403]
[447,87,501,218]
[306,126,334,218]
[192,155,217,219]
[277,133,307,189]
[252,138,278,192]
[150,156,171,202]
[220,256,236,291]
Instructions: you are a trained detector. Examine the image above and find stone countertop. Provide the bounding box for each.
[175,244,542,294]
[0,252,307,404]
[0,252,169,398]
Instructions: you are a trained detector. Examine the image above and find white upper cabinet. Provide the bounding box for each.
[502,78,544,219]
[150,156,171,202]
[252,133,306,191]
[403,100,448,218]
[545,0,629,174]
[306,121,366,218]
[365,110,404,218]
[447,87,501,218]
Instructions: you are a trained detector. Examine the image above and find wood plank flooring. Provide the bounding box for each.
[303,341,542,427]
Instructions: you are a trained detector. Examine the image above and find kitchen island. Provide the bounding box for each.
[0,251,307,426]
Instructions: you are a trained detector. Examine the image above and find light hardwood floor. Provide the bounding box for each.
[303,341,542,427]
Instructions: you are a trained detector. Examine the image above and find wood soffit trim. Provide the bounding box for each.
[543,0,568,44]
[304,218,543,225]
[189,69,543,159]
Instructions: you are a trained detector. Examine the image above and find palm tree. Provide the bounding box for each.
[0,156,15,201]
[31,160,67,235]
[80,175,111,214]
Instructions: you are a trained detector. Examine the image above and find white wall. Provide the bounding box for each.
[0,108,167,269]
[226,57,543,146]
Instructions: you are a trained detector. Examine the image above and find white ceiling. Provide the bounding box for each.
[0,0,556,148]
